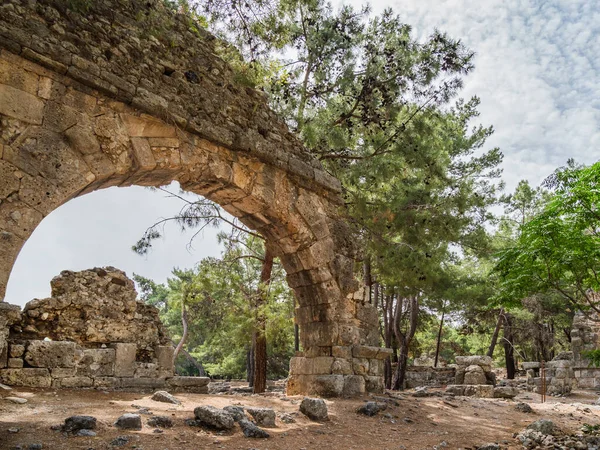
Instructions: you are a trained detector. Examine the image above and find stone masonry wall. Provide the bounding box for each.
[0,0,389,396]
[571,311,600,389]
[0,267,209,392]
[405,366,456,389]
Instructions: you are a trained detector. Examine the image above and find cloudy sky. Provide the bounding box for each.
[5,0,599,306]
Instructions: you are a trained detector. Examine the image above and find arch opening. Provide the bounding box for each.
[0,29,387,395]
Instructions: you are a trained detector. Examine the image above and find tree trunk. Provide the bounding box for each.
[178,347,205,376]
[392,339,410,390]
[392,295,419,390]
[503,313,516,379]
[434,310,445,368]
[173,300,189,367]
[253,247,274,394]
[363,258,372,304]
[487,308,504,357]
[247,347,254,386]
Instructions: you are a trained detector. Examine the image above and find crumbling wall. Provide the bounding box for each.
[405,366,456,389]
[0,267,208,392]
[571,311,600,389]
[18,267,170,353]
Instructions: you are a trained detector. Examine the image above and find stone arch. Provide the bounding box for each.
[0,0,388,395]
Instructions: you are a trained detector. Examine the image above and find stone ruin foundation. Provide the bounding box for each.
[571,311,600,390]
[405,361,456,389]
[446,356,518,399]
[521,354,576,396]
[0,267,208,392]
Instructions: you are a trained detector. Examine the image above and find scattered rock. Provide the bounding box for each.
[299,397,328,421]
[8,427,19,433]
[151,391,180,405]
[5,397,27,404]
[246,407,276,427]
[27,445,42,450]
[114,413,142,430]
[357,401,387,417]
[110,436,130,447]
[185,419,201,427]
[76,429,97,437]
[527,418,555,435]
[279,413,296,424]
[476,444,500,450]
[63,416,97,433]
[515,402,534,413]
[223,405,246,422]
[193,405,235,430]
[153,428,163,433]
[239,419,270,438]
[147,416,173,428]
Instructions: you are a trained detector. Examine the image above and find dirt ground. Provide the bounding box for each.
[1,383,600,450]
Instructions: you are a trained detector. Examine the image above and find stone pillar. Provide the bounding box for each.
[113,343,136,377]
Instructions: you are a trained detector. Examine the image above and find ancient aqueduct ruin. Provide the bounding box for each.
[0,0,391,396]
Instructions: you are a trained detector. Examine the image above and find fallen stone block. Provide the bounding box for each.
[239,418,270,438]
[151,390,180,404]
[299,397,328,421]
[115,413,142,430]
[246,407,276,428]
[193,405,235,430]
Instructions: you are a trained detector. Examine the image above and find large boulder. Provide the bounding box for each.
[63,416,97,433]
[299,397,328,421]
[193,406,235,430]
[115,413,142,430]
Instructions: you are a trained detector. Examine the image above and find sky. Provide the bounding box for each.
[4,0,600,306]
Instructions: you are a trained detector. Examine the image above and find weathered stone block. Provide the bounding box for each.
[7,358,23,368]
[9,344,24,358]
[521,362,540,370]
[76,348,115,377]
[352,358,369,376]
[463,384,493,398]
[51,367,76,378]
[155,345,174,370]
[352,345,380,359]
[463,365,487,385]
[167,376,211,387]
[331,358,353,375]
[364,375,384,393]
[342,375,365,397]
[121,377,166,389]
[60,376,93,388]
[93,377,121,389]
[312,356,334,375]
[0,368,51,387]
[313,375,345,397]
[455,355,493,367]
[0,84,44,124]
[332,346,352,359]
[134,362,159,378]
[546,360,571,369]
[25,340,76,368]
[167,376,209,392]
[368,359,384,376]
[289,356,313,375]
[113,343,136,377]
[446,385,465,396]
